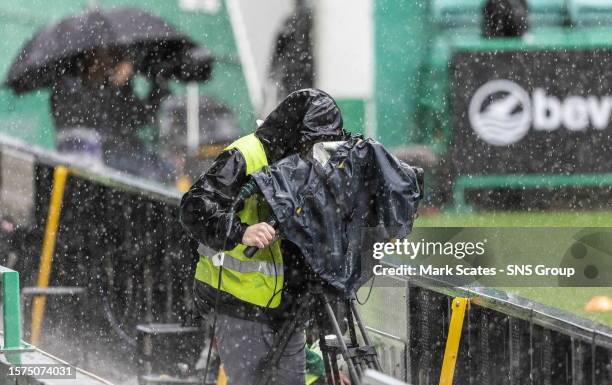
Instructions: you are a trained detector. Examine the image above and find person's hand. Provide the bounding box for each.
[242,222,276,249]
[111,60,134,86]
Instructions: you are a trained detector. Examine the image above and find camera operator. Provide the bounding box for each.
[180,88,348,385]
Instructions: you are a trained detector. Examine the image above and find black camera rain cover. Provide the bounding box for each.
[251,137,423,295]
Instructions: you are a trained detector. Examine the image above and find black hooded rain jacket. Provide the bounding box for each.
[180,88,348,321]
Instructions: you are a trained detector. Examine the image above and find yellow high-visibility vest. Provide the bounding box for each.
[194,133,283,308]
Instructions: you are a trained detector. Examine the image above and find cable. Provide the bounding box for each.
[202,203,238,385]
[202,265,223,385]
[356,275,375,305]
[202,182,278,383]
[264,249,279,308]
[258,197,279,310]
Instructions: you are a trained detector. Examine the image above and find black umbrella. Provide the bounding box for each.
[6,7,198,94]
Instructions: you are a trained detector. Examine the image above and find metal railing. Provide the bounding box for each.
[359,273,612,384]
[0,264,114,384]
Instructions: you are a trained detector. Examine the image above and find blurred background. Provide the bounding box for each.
[1,0,374,191]
[4,0,612,212]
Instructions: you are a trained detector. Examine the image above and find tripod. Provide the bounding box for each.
[255,281,382,385]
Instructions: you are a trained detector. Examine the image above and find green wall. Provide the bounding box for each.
[374,1,432,148]
[0,0,253,148]
[336,99,365,134]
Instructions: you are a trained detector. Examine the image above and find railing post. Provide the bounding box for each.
[439,297,469,385]
[31,165,69,345]
[1,268,22,350]
[0,266,30,365]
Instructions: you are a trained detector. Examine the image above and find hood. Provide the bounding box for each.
[255,88,347,163]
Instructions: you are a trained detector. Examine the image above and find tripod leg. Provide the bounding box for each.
[345,300,359,346]
[322,294,361,385]
[318,316,350,385]
[349,299,382,371]
[329,351,341,385]
[345,300,369,374]
[317,316,337,385]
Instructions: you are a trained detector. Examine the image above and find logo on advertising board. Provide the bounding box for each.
[469,80,532,146]
[469,79,612,146]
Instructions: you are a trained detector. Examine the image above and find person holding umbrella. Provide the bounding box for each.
[50,46,169,178]
[6,7,212,180]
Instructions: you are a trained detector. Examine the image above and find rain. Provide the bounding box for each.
[0,1,611,385]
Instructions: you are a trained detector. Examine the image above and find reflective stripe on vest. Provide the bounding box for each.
[197,243,284,276]
[194,133,284,308]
